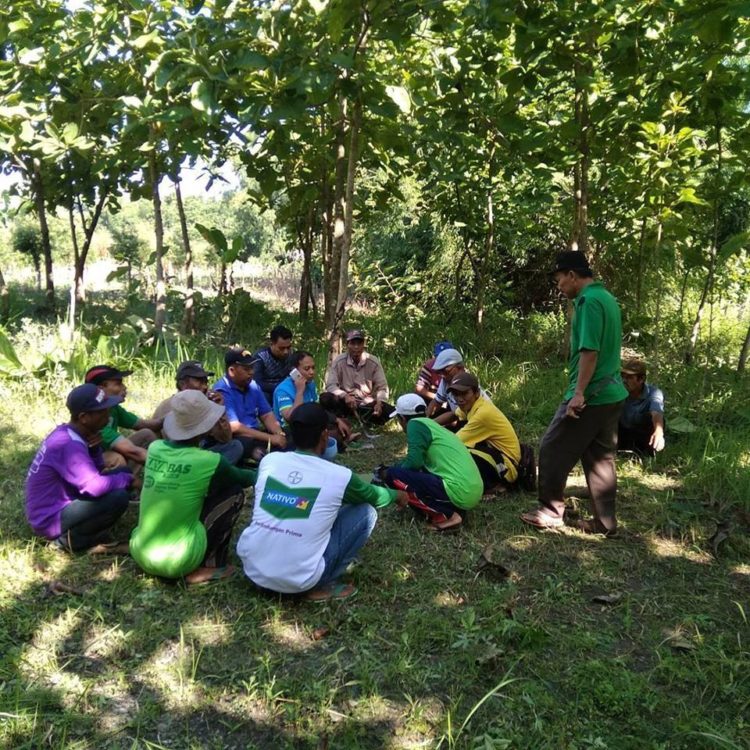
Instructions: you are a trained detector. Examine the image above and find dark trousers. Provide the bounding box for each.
[59,489,131,551]
[538,400,624,532]
[384,466,461,523]
[618,425,656,457]
[319,393,394,427]
[200,484,246,567]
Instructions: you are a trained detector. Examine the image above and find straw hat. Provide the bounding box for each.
[163,390,225,441]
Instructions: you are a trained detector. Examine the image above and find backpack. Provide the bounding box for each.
[509,443,537,492]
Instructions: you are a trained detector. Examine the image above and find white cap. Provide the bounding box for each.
[433,347,463,371]
[389,393,427,419]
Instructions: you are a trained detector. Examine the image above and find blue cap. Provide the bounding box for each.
[67,384,123,416]
[433,340,454,357]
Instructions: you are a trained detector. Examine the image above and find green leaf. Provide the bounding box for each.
[719,231,749,258]
[385,85,411,114]
[0,328,25,376]
[9,19,31,34]
[19,47,44,66]
[190,80,216,114]
[668,416,697,434]
[677,188,706,206]
[131,31,161,50]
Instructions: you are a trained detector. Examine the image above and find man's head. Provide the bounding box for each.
[224,349,258,389]
[345,329,366,361]
[447,371,480,413]
[163,390,225,444]
[67,383,123,434]
[289,402,329,453]
[269,325,293,360]
[433,340,454,357]
[176,360,215,394]
[389,393,427,431]
[85,364,133,399]
[432,347,464,382]
[550,250,593,299]
[621,357,647,396]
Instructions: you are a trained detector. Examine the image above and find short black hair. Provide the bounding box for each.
[289,403,329,449]
[291,350,313,368]
[270,325,293,342]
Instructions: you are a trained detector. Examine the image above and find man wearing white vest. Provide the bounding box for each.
[237,403,407,601]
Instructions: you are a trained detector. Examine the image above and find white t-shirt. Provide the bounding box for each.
[236,451,352,593]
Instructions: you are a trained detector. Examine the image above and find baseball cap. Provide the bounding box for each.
[549,250,592,276]
[447,372,479,393]
[621,357,646,377]
[433,340,454,357]
[176,360,215,380]
[433,348,463,371]
[345,329,365,342]
[67,383,123,416]
[163,390,225,441]
[288,402,329,431]
[389,394,427,419]
[224,348,259,368]
[84,364,133,385]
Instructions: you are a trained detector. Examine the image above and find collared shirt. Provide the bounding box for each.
[416,357,442,392]
[212,375,271,429]
[324,351,389,403]
[434,378,490,413]
[273,377,318,424]
[252,346,293,403]
[620,383,664,430]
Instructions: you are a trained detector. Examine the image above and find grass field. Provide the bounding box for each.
[0,288,748,749]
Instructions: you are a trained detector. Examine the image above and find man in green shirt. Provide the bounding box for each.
[521,251,627,536]
[382,394,483,532]
[130,390,256,584]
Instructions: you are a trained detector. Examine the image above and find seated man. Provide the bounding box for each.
[85,365,163,466]
[323,329,393,426]
[213,348,287,462]
[426,348,489,428]
[130,391,256,584]
[448,372,521,492]
[236,403,406,601]
[25,384,135,552]
[152,359,244,466]
[618,357,665,457]
[415,340,454,404]
[382,394,483,532]
[252,324,294,404]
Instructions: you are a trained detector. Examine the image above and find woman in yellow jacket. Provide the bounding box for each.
[448,372,522,493]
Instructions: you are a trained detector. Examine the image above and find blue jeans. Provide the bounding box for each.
[318,504,377,587]
[59,489,131,551]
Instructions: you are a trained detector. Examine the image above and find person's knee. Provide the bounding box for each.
[103,451,127,470]
[130,428,157,448]
[108,489,131,515]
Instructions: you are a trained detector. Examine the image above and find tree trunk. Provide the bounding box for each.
[678,267,690,321]
[31,160,55,309]
[327,104,348,330]
[299,210,314,321]
[0,264,8,321]
[175,178,196,335]
[149,143,167,336]
[570,56,590,255]
[635,216,647,315]
[69,191,108,306]
[68,206,85,304]
[738,316,750,374]
[219,262,228,296]
[475,189,494,330]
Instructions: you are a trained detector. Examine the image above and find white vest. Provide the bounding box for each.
[237,451,352,593]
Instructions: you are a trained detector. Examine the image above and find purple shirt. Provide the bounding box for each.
[25,424,132,539]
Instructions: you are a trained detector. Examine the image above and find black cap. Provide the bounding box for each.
[447,371,480,393]
[176,360,215,380]
[85,365,133,385]
[224,349,259,368]
[550,250,592,275]
[288,402,329,430]
[345,329,365,342]
[67,384,123,416]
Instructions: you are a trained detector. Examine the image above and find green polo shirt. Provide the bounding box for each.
[564,281,628,406]
[101,404,139,449]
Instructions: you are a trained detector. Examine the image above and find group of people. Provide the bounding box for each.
[24,251,665,600]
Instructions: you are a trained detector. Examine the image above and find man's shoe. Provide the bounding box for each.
[573,518,617,538]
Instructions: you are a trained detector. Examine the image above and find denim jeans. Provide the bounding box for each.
[318,504,377,587]
[59,489,131,551]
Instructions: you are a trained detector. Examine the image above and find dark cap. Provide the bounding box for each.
[224,348,259,368]
[447,371,480,393]
[288,402,329,431]
[621,357,646,377]
[550,250,592,276]
[345,329,365,342]
[85,365,133,385]
[176,360,215,380]
[67,383,123,416]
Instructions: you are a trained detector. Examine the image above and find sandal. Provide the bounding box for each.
[427,512,464,533]
[573,519,617,538]
[87,540,130,555]
[520,508,565,530]
[304,582,358,602]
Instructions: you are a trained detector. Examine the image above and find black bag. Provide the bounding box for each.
[508,443,537,492]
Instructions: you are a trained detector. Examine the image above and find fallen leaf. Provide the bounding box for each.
[474,545,511,582]
[475,642,505,667]
[43,581,85,598]
[661,628,696,652]
[708,521,731,558]
[311,626,330,641]
[592,592,623,605]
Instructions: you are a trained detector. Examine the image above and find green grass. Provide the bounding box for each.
[0,287,749,749]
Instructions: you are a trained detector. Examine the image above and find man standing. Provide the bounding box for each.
[25,384,134,552]
[152,360,244,465]
[521,251,628,537]
[252,325,294,404]
[618,357,665,457]
[213,349,287,462]
[323,329,392,425]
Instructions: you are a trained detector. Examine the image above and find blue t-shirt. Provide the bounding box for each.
[620,383,664,430]
[213,375,272,429]
[273,377,318,425]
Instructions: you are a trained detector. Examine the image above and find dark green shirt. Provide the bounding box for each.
[101,404,139,449]
[564,281,628,406]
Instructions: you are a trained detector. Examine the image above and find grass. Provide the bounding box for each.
[0,285,749,749]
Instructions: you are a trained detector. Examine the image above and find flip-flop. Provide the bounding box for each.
[520,508,565,530]
[304,582,358,602]
[87,541,130,555]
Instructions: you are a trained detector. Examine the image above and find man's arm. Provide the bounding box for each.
[396,420,432,470]
[371,358,389,403]
[206,455,257,495]
[134,416,164,433]
[209,414,233,444]
[260,411,287,448]
[324,359,347,397]
[111,436,148,464]
[566,349,598,418]
[342,472,401,508]
[650,411,665,451]
[59,442,132,496]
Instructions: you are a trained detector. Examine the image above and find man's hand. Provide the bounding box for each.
[269,432,287,449]
[344,394,358,410]
[372,401,383,417]
[394,490,410,509]
[130,472,143,492]
[336,417,351,441]
[649,428,665,452]
[207,390,224,405]
[565,393,586,419]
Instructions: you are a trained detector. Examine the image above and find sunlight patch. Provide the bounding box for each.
[182,616,232,647]
[646,536,712,564]
[262,618,313,652]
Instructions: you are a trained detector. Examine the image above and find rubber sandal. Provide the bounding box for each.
[520,508,565,530]
[87,541,130,555]
[304,582,358,602]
